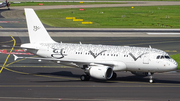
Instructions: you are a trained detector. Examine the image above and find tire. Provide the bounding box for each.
[110,72,117,80]
[80,75,90,81]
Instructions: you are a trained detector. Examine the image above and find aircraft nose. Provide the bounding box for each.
[170,59,178,70]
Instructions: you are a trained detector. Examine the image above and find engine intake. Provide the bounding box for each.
[89,65,113,80]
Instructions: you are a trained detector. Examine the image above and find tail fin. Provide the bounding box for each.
[24,8,55,44]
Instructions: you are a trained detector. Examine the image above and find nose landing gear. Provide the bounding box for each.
[148,72,154,83]
[7,2,10,10]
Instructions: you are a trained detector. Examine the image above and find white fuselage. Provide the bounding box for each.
[22,42,178,73]
[0,0,7,8]
[0,2,6,7]
[20,8,178,82]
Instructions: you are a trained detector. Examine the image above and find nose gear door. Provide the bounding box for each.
[143,55,149,64]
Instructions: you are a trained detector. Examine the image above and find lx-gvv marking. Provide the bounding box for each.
[14,8,178,83]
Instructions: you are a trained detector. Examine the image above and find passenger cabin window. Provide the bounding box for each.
[124,55,128,57]
[156,56,160,59]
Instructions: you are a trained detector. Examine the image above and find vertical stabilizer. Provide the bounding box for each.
[24,8,55,43]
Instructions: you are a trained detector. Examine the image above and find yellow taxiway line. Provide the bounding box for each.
[0,40,13,43]
[0,35,16,73]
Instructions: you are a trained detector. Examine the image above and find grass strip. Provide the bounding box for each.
[35,5,180,28]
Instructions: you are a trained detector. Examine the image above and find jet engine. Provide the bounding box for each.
[89,65,113,80]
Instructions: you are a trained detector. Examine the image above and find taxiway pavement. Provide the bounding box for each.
[0,1,180,101]
[0,36,180,101]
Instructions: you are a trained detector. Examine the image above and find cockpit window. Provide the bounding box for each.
[157,55,170,59]
[165,56,170,59]
[157,56,160,59]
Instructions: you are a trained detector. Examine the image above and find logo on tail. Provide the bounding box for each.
[33,26,40,31]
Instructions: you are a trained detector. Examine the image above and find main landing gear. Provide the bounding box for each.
[80,74,90,81]
[80,65,90,81]
[110,72,117,80]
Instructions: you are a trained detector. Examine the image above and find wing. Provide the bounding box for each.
[13,54,115,67]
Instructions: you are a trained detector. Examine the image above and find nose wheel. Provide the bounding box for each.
[148,72,153,83]
[7,2,10,10]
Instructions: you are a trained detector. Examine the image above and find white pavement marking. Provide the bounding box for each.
[147,33,180,35]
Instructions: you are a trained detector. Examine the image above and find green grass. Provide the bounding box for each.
[9,0,180,3]
[97,0,180,1]
[35,5,180,28]
[10,2,126,6]
[171,54,180,69]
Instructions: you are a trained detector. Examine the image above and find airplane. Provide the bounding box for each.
[13,8,178,83]
[0,0,10,10]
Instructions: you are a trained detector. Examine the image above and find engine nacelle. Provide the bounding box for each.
[89,65,113,80]
[131,71,149,76]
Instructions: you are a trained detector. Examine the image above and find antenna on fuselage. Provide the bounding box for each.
[149,45,152,49]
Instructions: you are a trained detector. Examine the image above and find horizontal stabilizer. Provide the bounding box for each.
[13,54,19,61]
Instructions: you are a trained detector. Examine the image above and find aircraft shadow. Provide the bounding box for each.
[31,71,180,84]
[34,71,80,78]
[32,71,115,83]
[116,75,180,84]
